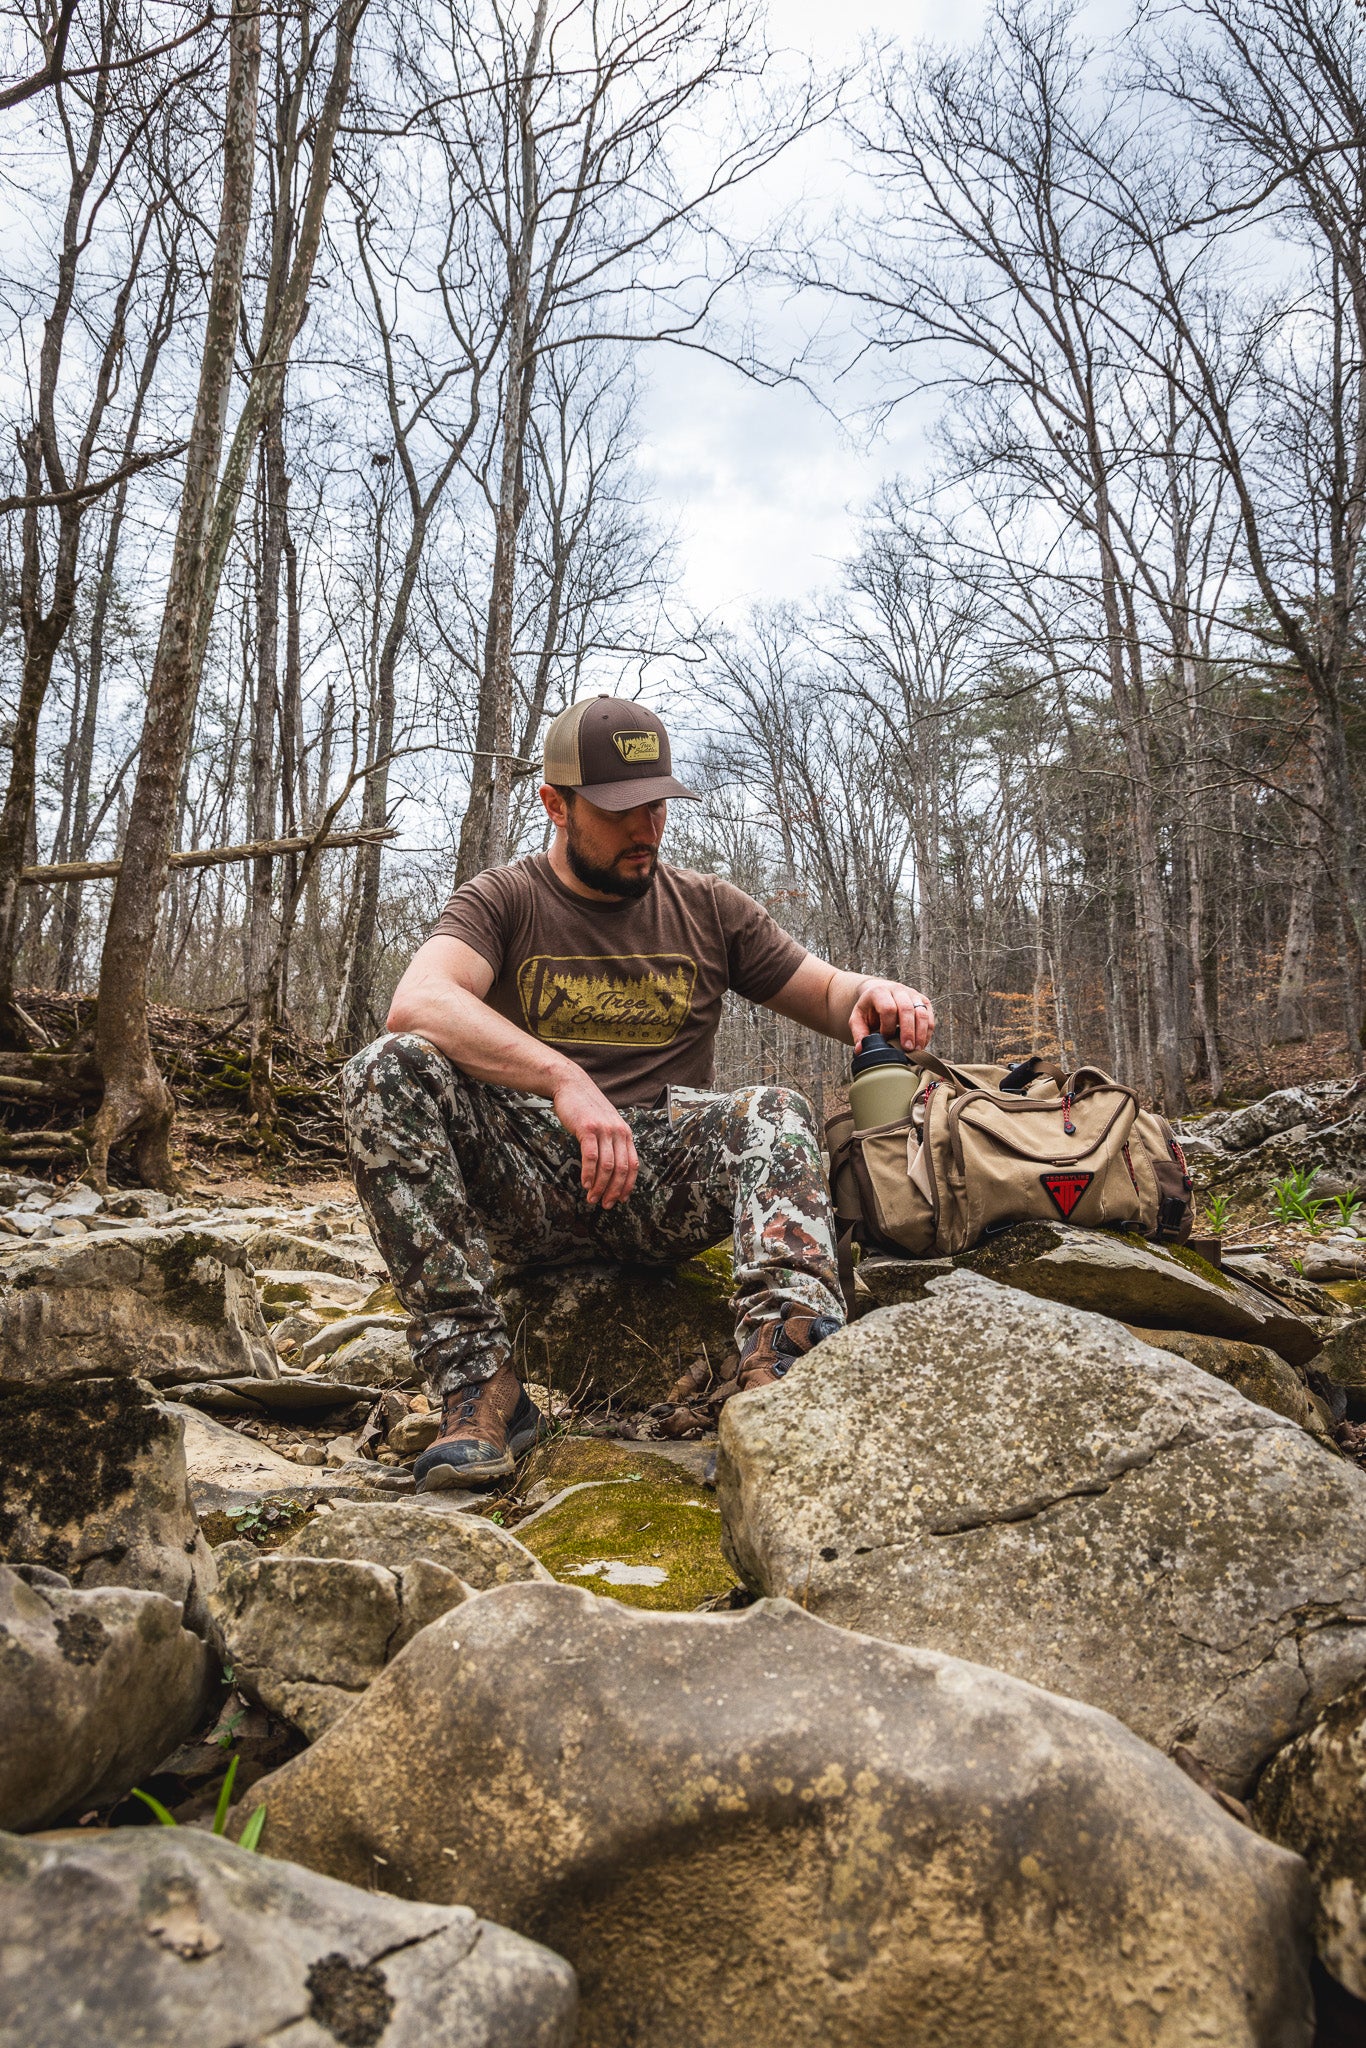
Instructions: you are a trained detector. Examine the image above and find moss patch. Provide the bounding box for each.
[959,1222,1065,1280]
[260,1281,310,1307]
[0,1377,170,1569]
[518,1473,738,1613]
[361,1282,402,1315]
[512,1434,690,1498]
[1323,1279,1366,1310]
[1158,1241,1236,1291]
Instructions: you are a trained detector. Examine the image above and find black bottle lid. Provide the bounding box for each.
[851,1031,911,1077]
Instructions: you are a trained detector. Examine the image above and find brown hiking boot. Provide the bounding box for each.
[414,1362,544,1491]
[735,1314,841,1393]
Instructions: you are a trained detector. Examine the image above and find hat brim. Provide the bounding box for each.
[571,774,700,809]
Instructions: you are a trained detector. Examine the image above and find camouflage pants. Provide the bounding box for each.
[340,1032,844,1397]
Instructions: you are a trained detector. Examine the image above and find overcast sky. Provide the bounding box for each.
[636,0,991,629]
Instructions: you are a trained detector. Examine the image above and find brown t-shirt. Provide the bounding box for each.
[429,854,806,1107]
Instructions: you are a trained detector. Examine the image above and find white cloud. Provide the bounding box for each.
[636,0,988,623]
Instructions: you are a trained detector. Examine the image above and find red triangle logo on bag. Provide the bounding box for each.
[1041,1170,1093,1219]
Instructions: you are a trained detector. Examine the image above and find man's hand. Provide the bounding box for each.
[552,1071,639,1210]
[849,978,936,1053]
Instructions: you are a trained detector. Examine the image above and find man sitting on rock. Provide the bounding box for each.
[341,695,936,1490]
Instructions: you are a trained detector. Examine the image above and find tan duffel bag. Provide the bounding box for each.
[826,1051,1194,1265]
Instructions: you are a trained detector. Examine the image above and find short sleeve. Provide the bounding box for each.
[714,878,806,1003]
[428,868,519,973]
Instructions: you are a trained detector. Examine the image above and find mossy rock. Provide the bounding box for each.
[361,1282,403,1315]
[858,1223,1320,1367]
[511,1439,736,1612]
[1122,1326,1328,1436]
[496,1253,734,1409]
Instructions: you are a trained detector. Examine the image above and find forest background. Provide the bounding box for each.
[1,0,1362,1179]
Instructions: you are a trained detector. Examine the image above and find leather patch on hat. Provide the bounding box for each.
[612,730,660,763]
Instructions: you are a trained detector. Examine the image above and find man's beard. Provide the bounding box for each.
[565,823,658,900]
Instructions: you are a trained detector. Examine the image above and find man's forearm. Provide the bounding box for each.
[387,977,580,1100]
[820,968,874,1039]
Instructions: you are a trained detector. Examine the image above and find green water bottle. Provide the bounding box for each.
[849,1032,917,1129]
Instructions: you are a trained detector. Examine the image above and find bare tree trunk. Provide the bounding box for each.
[454,0,549,885]
[1274,707,1327,1043]
[244,399,286,1144]
[0,3,143,1029]
[87,0,261,1188]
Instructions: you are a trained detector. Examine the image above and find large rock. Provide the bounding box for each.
[1217,1088,1320,1152]
[315,1323,418,1389]
[496,1252,734,1407]
[298,1310,407,1367]
[1255,1673,1366,1999]
[1308,1314,1366,1390]
[209,1506,548,1738]
[0,1228,277,1385]
[244,1227,384,1279]
[0,1827,577,2048]
[0,1379,215,1621]
[1122,1325,1331,1434]
[861,1222,1321,1366]
[239,1583,1313,2048]
[169,1403,395,1518]
[718,1272,1366,1794]
[208,1551,465,1739]
[0,1566,208,1830]
[275,1499,552,1586]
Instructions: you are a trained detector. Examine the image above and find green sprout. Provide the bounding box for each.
[1268,1168,1327,1229]
[131,1753,266,1849]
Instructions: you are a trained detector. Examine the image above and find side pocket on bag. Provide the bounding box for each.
[852,1120,938,1256]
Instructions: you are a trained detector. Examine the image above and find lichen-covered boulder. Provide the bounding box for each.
[238,1582,1314,2048]
[1217,1088,1320,1153]
[1121,1325,1331,1434]
[275,1500,551,1586]
[496,1252,734,1407]
[0,1228,277,1385]
[210,1506,548,1738]
[208,1551,464,1739]
[0,1827,577,2048]
[859,1222,1320,1365]
[0,1566,208,1831]
[1255,1672,1366,2000]
[718,1272,1366,1795]
[1,1379,215,1623]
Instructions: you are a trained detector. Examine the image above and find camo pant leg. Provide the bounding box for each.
[341,1041,844,1396]
[584,1084,845,1354]
[341,1032,597,1395]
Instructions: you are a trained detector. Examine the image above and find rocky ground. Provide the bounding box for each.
[7,1084,1366,2042]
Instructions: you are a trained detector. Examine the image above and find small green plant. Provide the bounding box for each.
[227,1498,307,1548]
[1268,1167,1327,1228]
[131,1754,266,1849]
[1204,1192,1232,1235]
[1336,1193,1364,1228]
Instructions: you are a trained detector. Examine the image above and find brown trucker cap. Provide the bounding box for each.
[542,695,699,810]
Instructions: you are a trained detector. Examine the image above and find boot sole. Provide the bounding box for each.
[418,1413,546,1493]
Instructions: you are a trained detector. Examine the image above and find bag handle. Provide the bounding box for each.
[1000,1053,1067,1094]
[909,1051,980,1095]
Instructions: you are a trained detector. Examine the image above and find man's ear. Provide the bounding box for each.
[539,783,569,831]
